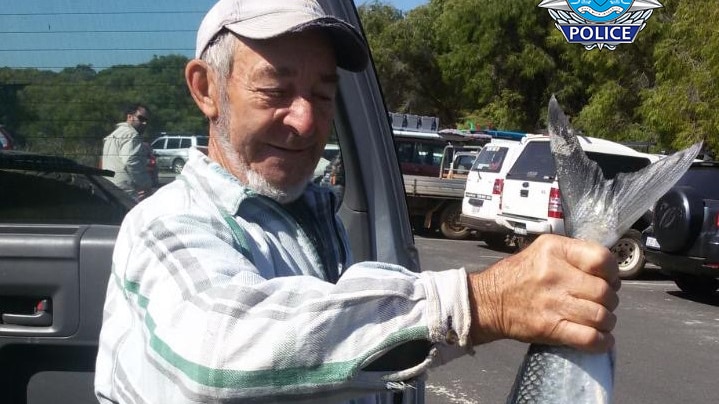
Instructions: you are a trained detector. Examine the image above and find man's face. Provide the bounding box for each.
[210,31,338,201]
[128,107,149,134]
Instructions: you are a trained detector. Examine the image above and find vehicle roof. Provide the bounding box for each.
[393,129,490,145]
[524,134,653,157]
[0,150,113,176]
[487,133,546,144]
[393,129,443,140]
[155,133,208,138]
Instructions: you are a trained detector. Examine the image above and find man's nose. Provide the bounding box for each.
[285,96,315,137]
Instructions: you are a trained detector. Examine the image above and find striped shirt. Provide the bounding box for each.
[95,148,473,403]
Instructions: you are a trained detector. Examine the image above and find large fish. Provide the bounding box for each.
[505,96,702,403]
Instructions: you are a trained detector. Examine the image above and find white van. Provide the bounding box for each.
[498,135,659,278]
[460,137,529,249]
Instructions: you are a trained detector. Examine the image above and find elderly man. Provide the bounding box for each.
[95,0,619,403]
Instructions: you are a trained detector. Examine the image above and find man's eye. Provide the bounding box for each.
[315,93,334,102]
[264,89,289,98]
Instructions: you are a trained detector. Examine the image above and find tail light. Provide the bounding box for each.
[492,178,504,195]
[494,178,504,210]
[548,187,563,219]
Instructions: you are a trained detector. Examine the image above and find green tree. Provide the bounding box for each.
[641,0,719,157]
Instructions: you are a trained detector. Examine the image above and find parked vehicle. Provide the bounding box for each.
[150,133,209,173]
[498,135,658,278]
[643,161,719,296]
[1,150,136,224]
[395,127,489,239]
[313,143,341,182]
[0,2,419,402]
[442,150,479,180]
[460,134,535,249]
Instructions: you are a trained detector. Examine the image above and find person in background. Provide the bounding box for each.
[95,1,620,403]
[101,103,153,201]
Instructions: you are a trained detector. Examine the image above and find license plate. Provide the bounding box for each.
[471,206,483,214]
[645,236,659,249]
[514,227,528,236]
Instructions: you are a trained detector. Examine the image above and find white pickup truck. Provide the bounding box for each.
[498,134,658,278]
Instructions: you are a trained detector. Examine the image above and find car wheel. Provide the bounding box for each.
[611,229,646,279]
[439,203,470,240]
[653,186,703,253]
[674,274,719,297]
[172,158,185,174]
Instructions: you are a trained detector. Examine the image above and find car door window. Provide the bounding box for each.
[585,152,650,179]
[151,139,166,149]
[166,138,181,149]
[180,139,191,149]
[197,137,209,147]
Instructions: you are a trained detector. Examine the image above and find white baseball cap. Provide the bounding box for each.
[195,0,369,72]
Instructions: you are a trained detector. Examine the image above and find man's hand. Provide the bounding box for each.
[467,234,620,353]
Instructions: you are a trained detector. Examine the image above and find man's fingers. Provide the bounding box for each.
[560,237,619,285]
[569,271,620,312]
[552,321,616,353]
[559,297,617,333]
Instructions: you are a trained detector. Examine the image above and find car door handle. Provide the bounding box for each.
[520,189,529,197]
[2,299,52,327]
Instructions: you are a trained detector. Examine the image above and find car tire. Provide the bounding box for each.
[673,274,719,297]
[653,186,703,253]
[439,203,470,240]
[611,229,646,279]
[172,158,185,174]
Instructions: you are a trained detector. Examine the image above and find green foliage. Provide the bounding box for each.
[358,0,718,157]
[3,55,206,163]
[641,0,719,156]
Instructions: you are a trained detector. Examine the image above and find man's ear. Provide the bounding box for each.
[185,59,219,119]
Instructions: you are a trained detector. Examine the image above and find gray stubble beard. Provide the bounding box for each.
[213,87,310,204]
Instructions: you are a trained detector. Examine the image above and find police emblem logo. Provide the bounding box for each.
[538,0,663,50]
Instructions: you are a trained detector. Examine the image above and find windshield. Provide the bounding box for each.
[472,145,509,173]
[507,142,556,182]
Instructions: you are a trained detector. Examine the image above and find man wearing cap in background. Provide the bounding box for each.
[95,0,619,402]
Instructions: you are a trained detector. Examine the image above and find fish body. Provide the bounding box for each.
[507,345,613,404]
[506,96,701,403]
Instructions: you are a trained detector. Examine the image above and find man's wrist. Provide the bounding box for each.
[467,270,501,345]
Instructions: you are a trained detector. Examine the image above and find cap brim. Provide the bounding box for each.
[225,16,369,72]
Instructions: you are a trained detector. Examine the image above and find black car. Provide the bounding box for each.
[643,161,719,297]
[1,151,136,224]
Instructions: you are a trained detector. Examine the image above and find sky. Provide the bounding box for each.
[0,0,428,71]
